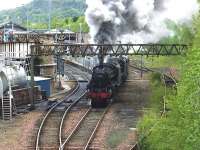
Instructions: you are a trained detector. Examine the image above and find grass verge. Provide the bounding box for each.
[106,129,129,149]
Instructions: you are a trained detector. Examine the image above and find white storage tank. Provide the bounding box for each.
[0,65,27,97]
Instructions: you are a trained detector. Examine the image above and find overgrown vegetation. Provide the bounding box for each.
[138,72,177,150]
[0,0,89,32]
[137,7,200,150]
[0,0,86,22]
[148,73,166,112]
[107,129,128,149]
[30,16,89,32]
[144,56,185,69]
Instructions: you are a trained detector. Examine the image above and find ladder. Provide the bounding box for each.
[1,67,16,121]
[1,94,12,120]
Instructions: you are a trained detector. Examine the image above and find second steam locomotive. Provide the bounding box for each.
[87,56,128,107]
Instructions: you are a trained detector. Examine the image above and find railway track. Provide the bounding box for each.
[35,63,90,150]
[64,63,91,81]
[57,62,112,150]
[129,63,177,85]
[35,81,87,150]
[60,103,111,150]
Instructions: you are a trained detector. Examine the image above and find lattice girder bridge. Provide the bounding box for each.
[30,44,188,57]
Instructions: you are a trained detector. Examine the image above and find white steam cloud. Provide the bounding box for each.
[85,0,199,44]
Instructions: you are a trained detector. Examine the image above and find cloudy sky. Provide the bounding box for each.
[0,0,32,11]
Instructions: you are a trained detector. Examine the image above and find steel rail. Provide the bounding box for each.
[59,62,91,149]
[35,81,80,150]
[58,90,88,148]
[129,64,177,85]
[83,103,112,150]
[59,108,92,150]
[60,103,111,150]
[129,143,139,150]
[64,63,91,81]
[35,60,91,150]
[35,62,86,150]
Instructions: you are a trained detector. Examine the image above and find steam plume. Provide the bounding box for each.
[85,0,199,44]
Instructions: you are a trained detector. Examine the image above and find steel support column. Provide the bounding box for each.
[30,46,35,110]
[140,55,143,79]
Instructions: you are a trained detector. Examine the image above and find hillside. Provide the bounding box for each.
[0,0,86,25]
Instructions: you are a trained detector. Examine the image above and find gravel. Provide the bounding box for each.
[0,112,42,150]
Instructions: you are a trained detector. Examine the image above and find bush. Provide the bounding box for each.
[138,45,200,150]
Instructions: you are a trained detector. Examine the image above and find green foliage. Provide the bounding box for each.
[138,13,200,150]
[0,0,86,28]
[29,15,89,32]
[137,111,160,150]
[144,56,185,69]
[63,16,89,32]
[31,23,48,29]
[107,130,128,149]
[160,20,194,44]
[148,73,165,112]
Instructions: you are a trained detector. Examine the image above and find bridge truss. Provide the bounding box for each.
[30,43,188,57]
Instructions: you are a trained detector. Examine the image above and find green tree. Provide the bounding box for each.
[65,16,89,32]
[159,20,194,44]
[138,11,200,150]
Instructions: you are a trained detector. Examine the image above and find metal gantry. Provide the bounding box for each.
[30,43,188,57]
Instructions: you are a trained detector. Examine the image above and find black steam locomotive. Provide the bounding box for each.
[87,56,128,107]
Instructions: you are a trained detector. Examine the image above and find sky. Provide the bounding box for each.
[0,0,32,11]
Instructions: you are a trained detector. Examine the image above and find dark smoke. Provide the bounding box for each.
[85,0,199,44]
[154,0,165,11]
[94,22,116,44]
